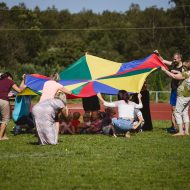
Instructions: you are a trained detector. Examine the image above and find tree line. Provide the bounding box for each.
[0,0,189,91]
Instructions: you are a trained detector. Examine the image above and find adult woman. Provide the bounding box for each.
[0,72,25,140]
[39,73,71,136]
[162,61,190,136]
[32,92,68,145]
[97,90,143,137]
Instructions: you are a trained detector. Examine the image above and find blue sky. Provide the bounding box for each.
[3,0,174,13]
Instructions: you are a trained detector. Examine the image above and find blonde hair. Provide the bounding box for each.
[55,91,67,104]
[50,73,60,82]
[183,61,190,70]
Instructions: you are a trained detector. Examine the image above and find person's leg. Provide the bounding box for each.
[64,124,74,134]
[173,97,185,136]
[125,131,131,138]
[55,122,59,140]
[168,90,177,132]
[0,99,10,140]
[181,97,190,135]
[171,106,177,128]
[184,123,189,135]
[112,118,133,137]
[111,118,118,137]
[0,123,8,140]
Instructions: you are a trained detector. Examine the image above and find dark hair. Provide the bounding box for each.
[0,72,13,80]
[117,90,130,103]
[73,112,81,120]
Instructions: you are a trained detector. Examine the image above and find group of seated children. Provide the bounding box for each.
[12,107,144,137]
[59,107,144,136]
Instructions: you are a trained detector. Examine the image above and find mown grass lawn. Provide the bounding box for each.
[0,120,190,190]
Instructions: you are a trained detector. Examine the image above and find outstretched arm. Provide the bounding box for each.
[60,87,72,95]
[97,93,104,103]
[162,67,184,80]
[12,74,26,93]
[153,50,172,66]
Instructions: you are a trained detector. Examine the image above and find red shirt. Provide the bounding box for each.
[71,119,80,130]
[0,78,15,101]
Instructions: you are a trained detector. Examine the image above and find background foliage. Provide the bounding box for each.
[0,0,189,90]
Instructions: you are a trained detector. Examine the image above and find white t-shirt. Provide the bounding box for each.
[103,100,143,119]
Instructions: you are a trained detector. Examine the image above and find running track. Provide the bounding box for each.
[68,103,173,121]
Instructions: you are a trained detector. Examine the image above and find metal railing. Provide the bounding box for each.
[149,91,170,103]
[108,91,171,103]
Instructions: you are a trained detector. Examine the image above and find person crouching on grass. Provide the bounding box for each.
[97,91,143,138]
[32,92,68,145]
[161,61,190,136]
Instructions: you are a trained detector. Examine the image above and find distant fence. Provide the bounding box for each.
[149,91,170,103]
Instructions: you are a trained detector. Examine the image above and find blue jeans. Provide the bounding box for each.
[112,118,133,132]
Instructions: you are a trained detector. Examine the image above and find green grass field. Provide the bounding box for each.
[0,120,190,190]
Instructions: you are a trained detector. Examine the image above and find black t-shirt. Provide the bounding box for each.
[170,64,183,90]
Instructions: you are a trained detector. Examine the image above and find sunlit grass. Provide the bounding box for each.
[0,120,190,190]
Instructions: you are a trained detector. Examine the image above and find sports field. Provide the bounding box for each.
[0,120,190,190]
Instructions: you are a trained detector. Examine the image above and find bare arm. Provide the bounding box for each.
[12,84,22,93]
[133,116,144,129]
[171,70,180,74]
[62,106,68,117]
[97,93,104,103]
[153,50,172,66]
[134,93,143,109]
[162,60,172,66]
[60,87,72,95]
[12,74,26,92]
[162,67,184,80]
[19,74,26,90]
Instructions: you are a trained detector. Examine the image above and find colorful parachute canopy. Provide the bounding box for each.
[25,53,166,97]
[59,53,166,96]
[59,53,122,80]
[17,87,39,96]
[59,68,157,97]
[25,74,49,94]
[118,53,166,73]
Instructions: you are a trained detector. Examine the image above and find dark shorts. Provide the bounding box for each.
[170,90,177,106]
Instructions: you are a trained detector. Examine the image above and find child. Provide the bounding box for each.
[101,107,116,135]
[79,112,91,134]
[133,109,145,132]
[89,111,102,134]
[59,113,74,134]
[13,112,35,135]
[71,112,81,134]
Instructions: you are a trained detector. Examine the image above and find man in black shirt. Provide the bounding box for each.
[158,51,183,132]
